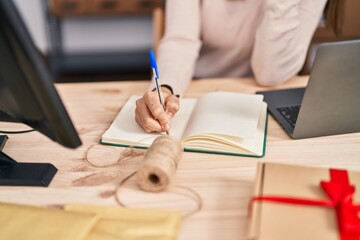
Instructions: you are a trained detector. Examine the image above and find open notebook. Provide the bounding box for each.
[101,91,268,157]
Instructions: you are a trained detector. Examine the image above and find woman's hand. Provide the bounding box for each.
[135,87,180,133]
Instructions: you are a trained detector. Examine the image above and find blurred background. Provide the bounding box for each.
[13,0,165,82]
[13,0,360,83]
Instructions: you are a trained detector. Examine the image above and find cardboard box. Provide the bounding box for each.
[50,0,90,16]
[50,0,165,16]
[325,0,360,37]
[89,0,164,15]
[338,0,360,37]
[249,163,360,240]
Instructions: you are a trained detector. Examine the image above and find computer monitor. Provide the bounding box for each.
[0,0,82,186]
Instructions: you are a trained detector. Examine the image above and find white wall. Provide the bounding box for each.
[13,0,47,52]
[62,16,153,54]
[13,0,153,54]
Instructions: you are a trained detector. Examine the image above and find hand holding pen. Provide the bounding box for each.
[134,50,180,134]
[150,49,169,135]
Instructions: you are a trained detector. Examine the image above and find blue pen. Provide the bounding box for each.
[150,49,169,135]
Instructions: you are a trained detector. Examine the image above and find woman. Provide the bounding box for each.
[135,0,327,133]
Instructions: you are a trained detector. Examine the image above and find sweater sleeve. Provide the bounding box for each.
[148,0,202,96]
[251,0,327,86]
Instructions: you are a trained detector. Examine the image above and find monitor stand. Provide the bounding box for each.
[0,135,57,187]
[0,110,17,122]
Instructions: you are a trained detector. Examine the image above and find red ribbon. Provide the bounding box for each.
[252,169,360,240]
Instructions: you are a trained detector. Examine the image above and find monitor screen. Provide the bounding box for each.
[0,0,82,186]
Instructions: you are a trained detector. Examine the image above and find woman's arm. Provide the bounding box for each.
[149,0,202,96]
[136,0,201,133]
[251,0,327,86]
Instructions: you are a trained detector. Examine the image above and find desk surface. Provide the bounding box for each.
[1,77,360,240]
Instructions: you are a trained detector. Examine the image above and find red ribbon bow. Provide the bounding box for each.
[252,169,360,240]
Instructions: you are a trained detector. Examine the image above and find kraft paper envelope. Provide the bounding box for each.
[0,202,181,240]
[65,204,181,240]
[249,163,360,240]
[0,202,98,240]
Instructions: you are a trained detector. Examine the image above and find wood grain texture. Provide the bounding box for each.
[1,77,359,240]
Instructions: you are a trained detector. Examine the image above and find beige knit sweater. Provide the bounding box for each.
[150,0,327,96]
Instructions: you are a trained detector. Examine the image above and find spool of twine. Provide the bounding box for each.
[136,135,183,192]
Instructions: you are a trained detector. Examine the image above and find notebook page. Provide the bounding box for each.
[101,96,197,147]
[182,92,263,139]
[181,103,267,155]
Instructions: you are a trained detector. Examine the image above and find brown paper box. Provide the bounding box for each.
[337,0,360,37]
[89,0,164,15]
[50,0,90,16]
[325,0,360,38]
[50,0,165,16]
[249,163,360,240]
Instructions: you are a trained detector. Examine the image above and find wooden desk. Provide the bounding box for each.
[1,77,359,240]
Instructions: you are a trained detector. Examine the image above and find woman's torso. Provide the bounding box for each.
[195,0,266,78]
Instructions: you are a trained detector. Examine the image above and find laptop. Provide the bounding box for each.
[257,40,360,139]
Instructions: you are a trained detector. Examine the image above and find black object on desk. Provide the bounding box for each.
[0,135,7,151]
[0,135,58,186]
[0,150,58,187]
[0,0,81,186]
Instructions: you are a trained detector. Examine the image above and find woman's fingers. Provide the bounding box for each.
[143,92,170,131]
[135,97,163,132]
[165,95,180,118]
[135,88,180,133]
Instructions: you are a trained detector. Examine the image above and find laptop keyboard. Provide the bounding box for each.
[276,105,301,128]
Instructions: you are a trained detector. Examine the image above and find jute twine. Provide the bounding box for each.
[136,135,182,192]
[82,135,202,219]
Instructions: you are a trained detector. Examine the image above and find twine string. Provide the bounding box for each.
[82,135,203,219]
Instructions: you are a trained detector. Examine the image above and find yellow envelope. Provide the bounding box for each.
[0,202,98,240]
[65,204,181,240]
